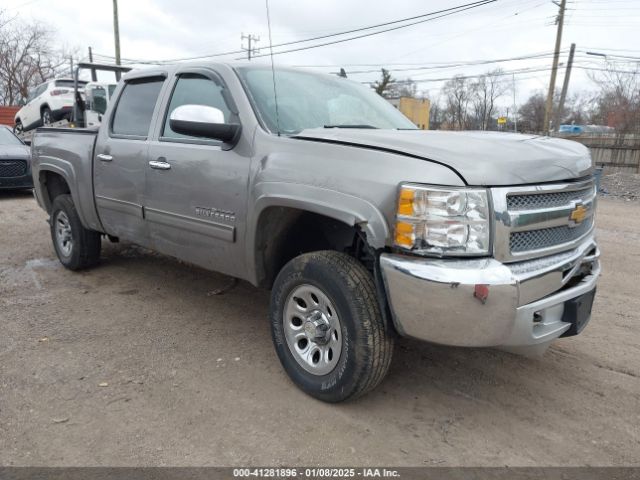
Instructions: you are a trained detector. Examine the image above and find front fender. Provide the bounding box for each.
[245,181,390,286]
[252,181,389,247]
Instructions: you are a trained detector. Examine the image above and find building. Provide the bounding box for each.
[0,106,19,127]
[387,97,430,130]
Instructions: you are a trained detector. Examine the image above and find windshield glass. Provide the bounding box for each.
[236,67,417,134]
[0,127,23,146]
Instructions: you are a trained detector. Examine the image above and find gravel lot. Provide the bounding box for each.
[1,191,639,467]
[600,171,640,201]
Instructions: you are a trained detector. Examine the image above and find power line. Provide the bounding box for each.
[246,0,497,60]
[331,50,566,75]
[367,64,637,86]
[389,0,549,63]
[94,0,497,64]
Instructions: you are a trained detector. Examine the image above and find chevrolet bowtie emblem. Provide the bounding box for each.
[569,203,588,225]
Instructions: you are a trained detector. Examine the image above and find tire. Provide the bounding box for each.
[13,120,23,135]
[41,107,52,126]
[270,251,393,402]
[50,194,101,270]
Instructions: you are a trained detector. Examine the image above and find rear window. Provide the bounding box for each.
[54,80,87,88]
[111,78,164,137]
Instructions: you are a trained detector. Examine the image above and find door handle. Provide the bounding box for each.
[149,160,171,170]
[97,153,113,162]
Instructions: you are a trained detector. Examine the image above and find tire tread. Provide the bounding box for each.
[50,194,101,270]
[271,250,393,402]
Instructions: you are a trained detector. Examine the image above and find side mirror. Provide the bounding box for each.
[169,104,241,146]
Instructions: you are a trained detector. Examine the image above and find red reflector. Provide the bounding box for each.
[50,89,69,96]
[474,284,489,304]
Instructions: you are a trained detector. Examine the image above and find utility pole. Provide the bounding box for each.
[69,56,74,77]
[512,73,517,133]
[553,42,576,133]
[543,0,566,135]
[88,46,97,81]
[241,33,260,60]
[112,0,122,80]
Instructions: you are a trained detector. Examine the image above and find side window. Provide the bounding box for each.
[162,74,232,140]
[111,78,164,137]
[33,84,46,99]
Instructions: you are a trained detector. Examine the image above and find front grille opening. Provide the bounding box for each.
[0,160,27,178]
[507,187,594,211]
[510,220,592,253]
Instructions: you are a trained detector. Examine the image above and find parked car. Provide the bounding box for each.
[0,125,32,189]
[14,78,88,134]
[30,63,600,402]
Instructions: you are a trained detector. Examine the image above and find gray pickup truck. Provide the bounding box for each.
[31,63,600,402]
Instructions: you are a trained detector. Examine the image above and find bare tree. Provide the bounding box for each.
[428,95,444,130]
[518,92,547,133]
[442,75,472,130]
[388,78,417,98]
[0,13,68,105]
[559,92,595,126]
[588,61,640,133]
[471,68,508,130]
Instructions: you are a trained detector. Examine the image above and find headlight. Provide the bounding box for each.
[394,184,491,256]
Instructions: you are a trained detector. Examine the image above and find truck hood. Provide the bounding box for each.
[0,144,30,161]
[293,129,593,186]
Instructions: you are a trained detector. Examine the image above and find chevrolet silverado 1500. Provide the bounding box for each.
[31,63,600,402]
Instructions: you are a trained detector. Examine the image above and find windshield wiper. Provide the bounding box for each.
[323,124,378,129]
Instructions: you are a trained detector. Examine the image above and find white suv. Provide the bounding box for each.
[14,79,87,134]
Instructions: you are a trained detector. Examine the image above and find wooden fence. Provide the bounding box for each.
[558,133,640,173]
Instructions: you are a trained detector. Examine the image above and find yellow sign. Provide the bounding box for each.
[569,204,588,225]
[497,117,507,125]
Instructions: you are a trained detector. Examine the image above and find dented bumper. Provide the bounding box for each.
[379,236,600,355]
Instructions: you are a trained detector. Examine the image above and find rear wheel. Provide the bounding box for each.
[41,107,52,125]
[13,120,23,135]
[50,194,101,270]
[270,251,393,402]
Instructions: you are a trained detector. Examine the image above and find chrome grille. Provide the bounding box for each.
[0,160,27,177]
[507,187,594,211]
[510,219,593,253]
[492,178,597,262]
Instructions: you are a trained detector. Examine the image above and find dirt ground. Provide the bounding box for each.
[0,191,638,467]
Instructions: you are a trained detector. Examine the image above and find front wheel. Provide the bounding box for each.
[13,120,23,135]
[270,251,393,402]
[50,194,101,270]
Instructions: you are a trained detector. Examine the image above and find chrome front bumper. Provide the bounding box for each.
[379,236,600,355]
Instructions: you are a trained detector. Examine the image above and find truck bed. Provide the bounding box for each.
[31,127,103,233]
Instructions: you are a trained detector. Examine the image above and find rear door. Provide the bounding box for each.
[144,67,251,277]
[93,73,166,245]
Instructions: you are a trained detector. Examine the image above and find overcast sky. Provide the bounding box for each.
[4,0,640,112]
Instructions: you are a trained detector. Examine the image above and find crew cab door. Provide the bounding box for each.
[145,68,251,278]
[93,73,166,245]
